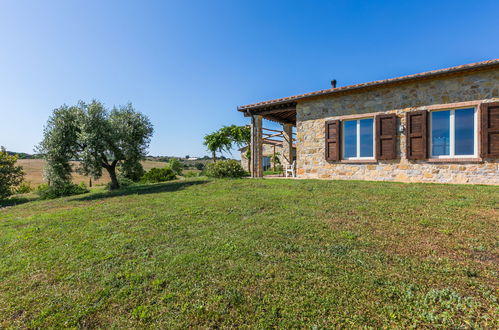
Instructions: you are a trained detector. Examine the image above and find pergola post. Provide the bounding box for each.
[282,123,293,166]
[250,115,263,177]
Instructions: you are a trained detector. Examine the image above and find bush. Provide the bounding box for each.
[105,176,136,190]
[141,167,176,183]
[119,161,145,182]
[36,182,89,200]
[15,182,32,194]
[0,147,25,199]
[205,160,246,178]
[194,162,205,171]
[183,171,199,178]
[168,158,183,176]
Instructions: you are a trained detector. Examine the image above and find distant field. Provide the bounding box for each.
[16,159,169,187]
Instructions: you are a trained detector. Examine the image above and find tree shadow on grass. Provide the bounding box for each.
[0,196,33,208]
[74,179,210,202]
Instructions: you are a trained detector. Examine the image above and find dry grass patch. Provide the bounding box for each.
[16,159,170,187]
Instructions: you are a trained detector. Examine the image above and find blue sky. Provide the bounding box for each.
[1,0,498,157]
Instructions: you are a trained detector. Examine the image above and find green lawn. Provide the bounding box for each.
[0,178,498,328]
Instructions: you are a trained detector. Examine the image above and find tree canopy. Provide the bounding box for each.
[219,125,251,148]
[37,100,153,190]
[203,131,232,162]
[203,125,250,162]
[0,147,25,199]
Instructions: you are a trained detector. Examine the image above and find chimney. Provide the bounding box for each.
[330,79,337,88]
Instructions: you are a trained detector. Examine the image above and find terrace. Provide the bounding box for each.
[238,102,297,177]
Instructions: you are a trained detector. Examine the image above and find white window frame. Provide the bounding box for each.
[342,118,375,160]
[429,107,478,159]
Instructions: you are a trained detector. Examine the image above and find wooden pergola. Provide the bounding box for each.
[261,127,296,145]
[238,101,297,177]
[262,127,296,173]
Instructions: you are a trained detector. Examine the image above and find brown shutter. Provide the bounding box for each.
[406,110,428,160]
[375,114,397,160]
[325,120,341,161]
[480,102,499,158]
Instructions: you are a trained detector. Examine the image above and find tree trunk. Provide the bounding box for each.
[212,151,217,163]
[105,164,120,190]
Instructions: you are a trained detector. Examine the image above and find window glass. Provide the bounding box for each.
[455,108,474,155]
[359,119,374,157]
[431,110,450,156]
[262,156,271,171]
[343,121,357,158]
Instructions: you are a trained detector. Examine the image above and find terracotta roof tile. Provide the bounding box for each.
[238,59,499,111]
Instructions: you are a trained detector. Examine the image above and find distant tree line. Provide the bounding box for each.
[5,151,44,159]
[146,155,228,162]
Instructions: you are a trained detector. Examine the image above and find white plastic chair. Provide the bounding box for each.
[284,161,296,178]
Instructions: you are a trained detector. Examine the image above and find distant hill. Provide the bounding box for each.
[7,151,231,162]
[146,155,229,163]
[15,159,175,187]
[5,151,44,159]
[14,155,224,187]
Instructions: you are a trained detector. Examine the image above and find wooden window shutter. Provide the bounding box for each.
[325,120,341,161]
[480,102,499,158]
[375,114,397,160]
[406,110,428,160]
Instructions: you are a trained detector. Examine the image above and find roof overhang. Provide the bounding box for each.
[239,101,297,125]
[237,59,499,121]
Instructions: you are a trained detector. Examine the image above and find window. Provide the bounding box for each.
[342,118,374,160]
[430,108,477,158]
[262,156,271,171]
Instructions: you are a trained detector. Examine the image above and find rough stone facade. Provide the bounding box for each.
[296,68,499,184]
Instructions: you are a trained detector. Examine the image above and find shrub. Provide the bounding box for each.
[205,160,246,178]
[168,158,183,176]
[36,182,89,200]
[0,147,25,199]
[183,171,199,178]
[105,176,136,190]
[141,167,176,183]
[15,182,32,194]
[193,162,204,171]
[119,161,145,182]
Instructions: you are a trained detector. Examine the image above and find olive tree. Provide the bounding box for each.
[38,100,153,190]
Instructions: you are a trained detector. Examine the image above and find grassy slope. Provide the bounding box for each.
[0,179,498,328]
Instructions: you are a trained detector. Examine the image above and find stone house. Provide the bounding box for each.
[238,60,499,184]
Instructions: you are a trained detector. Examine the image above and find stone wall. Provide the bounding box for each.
[296,68,499,184]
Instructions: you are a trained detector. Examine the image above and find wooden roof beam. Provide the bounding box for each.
[262,127,283,133]
[243,102,297,117]
[264,114,295,125]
